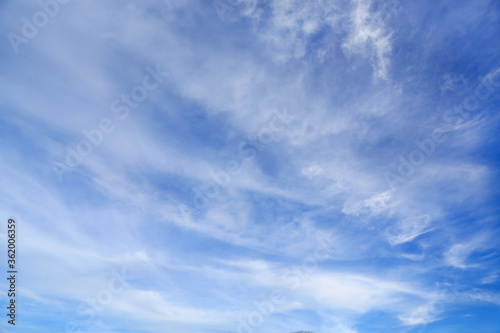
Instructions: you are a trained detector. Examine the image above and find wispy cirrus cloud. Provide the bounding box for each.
[0,0,499,332]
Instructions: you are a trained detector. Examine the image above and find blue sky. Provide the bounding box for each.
[1,0,500,332]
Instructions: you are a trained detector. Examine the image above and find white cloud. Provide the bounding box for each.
[342,0,394,80]
[444,234,491,269]
[386,215,434,246]
[0,0,498,332]
[398,302,441,326]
